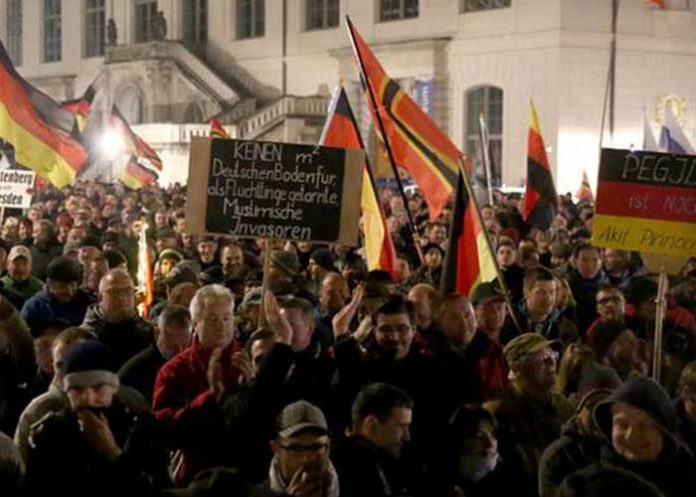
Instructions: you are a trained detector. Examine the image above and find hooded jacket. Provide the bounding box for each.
[565,377,696,497]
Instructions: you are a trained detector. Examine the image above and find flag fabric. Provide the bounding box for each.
[645,0,665,8]
[659,104,695,155]
[441,168,498,297]
[0,40,86,187]
[320,84,399,279]
[210,118,230,139]
[109,105,162,189]
[523,102,558,231]
[575,170,593,202]
[136,223,154,319]
[346,17,459,220]
[61,82,97,133]
[643,108,659,152]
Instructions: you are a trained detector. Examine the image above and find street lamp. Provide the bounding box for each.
[99,129,125,183]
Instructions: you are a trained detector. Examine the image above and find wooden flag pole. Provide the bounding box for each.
[651,264,668,382]
[478,113,495,206]
[258,240,273,330]
[457,157,523,335]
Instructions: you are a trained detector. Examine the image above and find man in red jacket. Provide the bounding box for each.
[153,284,251,484]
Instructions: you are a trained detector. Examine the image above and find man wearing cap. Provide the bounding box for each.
[270,250,300,286]
[484,333,574,497]
[21,256,94,336]
[23,340,168,497]
[257,400,338,497]
[1,246,43,309]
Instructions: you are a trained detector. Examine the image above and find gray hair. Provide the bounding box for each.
[158,304,192,330]
[189,284,234,323]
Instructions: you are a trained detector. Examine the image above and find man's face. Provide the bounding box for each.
[159,258,176,277]
[221,246,244,275]
[407,287,434,329]
[515,346,558,391]
[424,249,442,269]
[66,383,118,410]
[198,241,217,263]
[475,299,507,338]
[47,279,78,303]
[576,248,602,279]
[250,336,275,374]
[155,211,168,229]
[525,280,556,317]
[611,403,664,462]
[157,320,192,359]
[280,308,314,352]
[181,233,195,248]
[460,419,499,470]
[596,289,626,322]
[607,329,638,371]
[33,223,51,244]
[85,259,108,292]
[34,333,58,375]
[375,312,414,360]
[369,407,412,458]
[78,246,99,266]
[436,298,477,349]
[99,273,136,323]
[603,249,628,273]
[8,256,31,281]
[428,225,446,245]
[319,275,349,315]
[195,297,235,349]
[496,245,516,269]
[67,227,86,245]
[272,432,331,484]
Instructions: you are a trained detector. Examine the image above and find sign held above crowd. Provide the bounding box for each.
[592,148,696,258]
[0,169,35,208]
[186,137,364,245]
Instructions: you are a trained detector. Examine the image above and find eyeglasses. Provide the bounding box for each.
[376,324,412,335]
[278,442,329,454]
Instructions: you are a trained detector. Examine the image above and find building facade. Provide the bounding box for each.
[0,0,694,191]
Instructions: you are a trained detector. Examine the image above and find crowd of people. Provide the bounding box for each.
[0,178,694,497]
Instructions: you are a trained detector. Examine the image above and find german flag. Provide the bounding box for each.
[320,84,399,279]
[109,105,162,189]
[210,118,230,139]
[523,102,558,231]
[346,17,458,220]
[61,82,97,133]
[137,222,154,319]
[575,170,593,202]
[0,40,86,187]
[441,165,497,297]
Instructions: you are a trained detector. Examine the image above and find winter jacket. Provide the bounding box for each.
[0,275,43,310]
[676,400,696,454]
[81,304,154,368]
[152,339,242,485]
[21,289,94,336]
[29,242,62,281]
[568,269,608,335]
[118,343,167,404]
[503,301,579,346]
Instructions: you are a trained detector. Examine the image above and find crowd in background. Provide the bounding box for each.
[0,179,694,497]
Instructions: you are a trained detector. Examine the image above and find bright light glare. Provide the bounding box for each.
[100,130,126,161]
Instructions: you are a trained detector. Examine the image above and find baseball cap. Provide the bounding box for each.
[503,333,558,365]
[8,245,31,262]
[277,400,329,438]
[471,282,505,306]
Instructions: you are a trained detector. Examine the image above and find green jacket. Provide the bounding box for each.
[1,274,44,304]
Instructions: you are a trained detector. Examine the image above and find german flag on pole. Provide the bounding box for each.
[210,118,230,139]
[137,222,154,319]
[61,82,97,133]
[346,17,458,220]
[523,102,558,231]
[109,105,162,189]
[320,84,399,279]
[0,40,86,187]
[575,170,593,202]
[441,164,498,297]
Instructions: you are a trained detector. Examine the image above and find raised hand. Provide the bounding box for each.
[332,283,364,338]
[77,410,123,462]
[264,290,293,345]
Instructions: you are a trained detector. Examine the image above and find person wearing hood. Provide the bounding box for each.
[561,377,696,497]
[676,360,696,453]
[80,269,153,369]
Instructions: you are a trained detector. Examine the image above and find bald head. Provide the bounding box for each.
[98,268,136,323]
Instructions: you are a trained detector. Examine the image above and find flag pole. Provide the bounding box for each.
[345,16,424,264]
[478,113,494,206]
[457,157,523,335]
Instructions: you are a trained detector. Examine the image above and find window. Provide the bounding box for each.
[84,0,106,57]
[134,0,157,43]
[184,0,208,43]
[462,0,511,13]
[237,0,264,39]
[6,0,22,66]
[379,0,418,22]
[43,0,61,62]
[306,0,339,30]
[465,86,503,186]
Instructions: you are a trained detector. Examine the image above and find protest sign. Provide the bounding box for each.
[0,169,35,208]
[592,148,696,258]
[186,137,364,245]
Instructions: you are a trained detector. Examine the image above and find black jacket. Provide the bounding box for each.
[118,343,167,404]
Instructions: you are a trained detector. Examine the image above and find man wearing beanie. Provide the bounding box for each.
[21,256,94,336]
[306,248,337,295]
[559,377,696,497]
[23,340,168,497]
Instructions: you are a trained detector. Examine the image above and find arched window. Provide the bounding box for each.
[116,85,144,124]
[183,103,204,123]
[465,85,503,186]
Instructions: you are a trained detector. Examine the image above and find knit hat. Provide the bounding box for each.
[61,340,120,390]
[277,400,329,438]
[309,248,337,272]
[503,333,557,365]
[587,320,626,359]
[575,363,622,413]
[159,248,184,262]
[271,250,299,277]
[422,243,445,258]
[47,256,82,282]
[240,286,263,310]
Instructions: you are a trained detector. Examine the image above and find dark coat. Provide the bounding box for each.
[81,305,154,369]
[118,343,167,404]
[21,289,94,336]
[23,401,169,497]
[29,242,62,281]
[503,301,578,346]
[568,268,608,336]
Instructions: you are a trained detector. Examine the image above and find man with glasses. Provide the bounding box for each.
[484,333,574,497]
[81,269,153,368]
[595,284,626,324]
